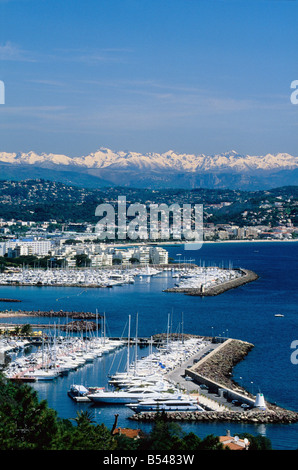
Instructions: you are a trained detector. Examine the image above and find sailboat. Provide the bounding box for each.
[136,265,161,276]
[23,332,60,381]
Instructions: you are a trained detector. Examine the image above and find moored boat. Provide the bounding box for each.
[126,395,205,412]
[87,385,175,404]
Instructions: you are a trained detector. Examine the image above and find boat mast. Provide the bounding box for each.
[134,312,138,376]
[166,313,170,351]
[127,314,131,375]
[96,308,99,339]
[103,311,106,345]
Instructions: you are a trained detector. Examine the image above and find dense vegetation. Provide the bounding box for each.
[0,179,297,227]
[0,373,272,450]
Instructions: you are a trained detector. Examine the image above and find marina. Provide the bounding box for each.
[2,334,126,382]
[0,264,255,298]
[3,324,297,423]
[0,267,136,288]
[0,242,297,449]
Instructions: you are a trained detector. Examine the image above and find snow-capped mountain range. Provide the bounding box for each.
[0,148,297,172]
[0,148,297,189]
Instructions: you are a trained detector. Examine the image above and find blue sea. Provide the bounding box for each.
[1,241,297,450]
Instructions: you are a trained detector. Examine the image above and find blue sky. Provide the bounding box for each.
[0,0,297,157]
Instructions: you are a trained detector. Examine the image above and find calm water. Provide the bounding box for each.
[1,241,298,450]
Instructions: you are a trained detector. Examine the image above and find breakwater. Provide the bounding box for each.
[0,309,101,319]
[164,269,259,297]
[129,337,298,424]
[188,338,254,390]
[129,409,298,424]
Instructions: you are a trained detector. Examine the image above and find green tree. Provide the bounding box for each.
[239,433,272,450]
[0,377,58,450]
[138,412,183,451]
[137,412,225,451]
[52,410,117,450]
[196,434,224,450]
[20,324,33,336]
[75,254,91,267]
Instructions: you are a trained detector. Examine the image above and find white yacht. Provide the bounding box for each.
[88,385,174,404]
[23,368,60,381]
[127,395,205,412]
[135,266,161,276]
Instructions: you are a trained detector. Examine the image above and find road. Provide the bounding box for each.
[165,341,246,411]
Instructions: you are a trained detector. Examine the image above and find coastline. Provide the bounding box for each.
[93,239,298,249]
[201,239,298,244]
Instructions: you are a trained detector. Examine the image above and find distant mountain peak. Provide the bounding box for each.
[0,147,297,190]
[0,147,297,170]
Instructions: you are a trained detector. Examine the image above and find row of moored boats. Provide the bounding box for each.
[0,266,163,287]
[3,336,125,381]
[173,266,243,290]
[68,337,210,413]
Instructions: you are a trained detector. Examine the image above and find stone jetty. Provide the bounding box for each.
[191,338,254,390]
[0,309,101,319]
[60,320,98,332]
[164,269,259,297]
[129,409,298,424]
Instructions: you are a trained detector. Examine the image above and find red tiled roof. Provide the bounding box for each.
[223,442,246,450]
[219,435,249,450]
[112,427,143,439]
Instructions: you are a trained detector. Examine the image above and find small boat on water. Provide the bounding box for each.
[68,384,91,401]
[23,368,60,381]
[67,384,105,402]
[275,314,284,317]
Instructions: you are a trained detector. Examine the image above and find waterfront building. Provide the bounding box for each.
[149,246,169,265]
[4,239,53,257]
[219,430,249,450]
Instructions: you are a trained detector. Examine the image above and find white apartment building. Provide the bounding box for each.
[134,246,150,265]
[149,246,169,264]
[2,239,53,257]
[90,253,113,267]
